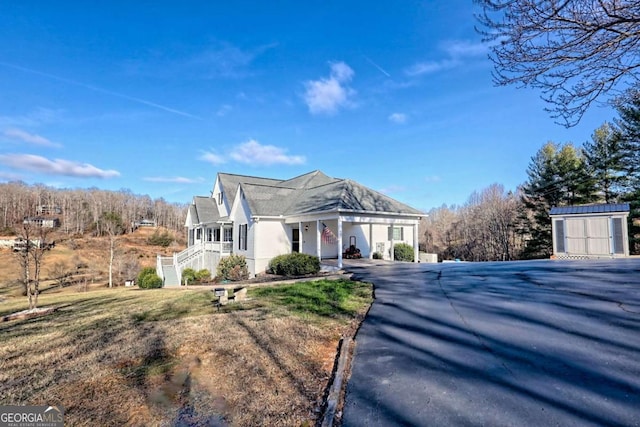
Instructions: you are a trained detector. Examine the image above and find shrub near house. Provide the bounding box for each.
[182,268,212,285]
[216,255,249,281]
[137,267,162,289]
[268,253,320,276]
[394,243,414,262]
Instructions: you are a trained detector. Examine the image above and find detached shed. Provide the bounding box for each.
[550,203,630,259]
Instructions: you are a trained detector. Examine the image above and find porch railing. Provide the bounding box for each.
[157,240,234,284]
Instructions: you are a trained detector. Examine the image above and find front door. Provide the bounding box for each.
[292,228,300,252]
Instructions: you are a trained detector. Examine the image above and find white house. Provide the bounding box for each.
[157,170,423,286]
[550,203,630,259]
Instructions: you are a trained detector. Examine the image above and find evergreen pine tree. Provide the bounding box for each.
[616,91,640,254]
[616,91,640,192]
[583,122,626,203]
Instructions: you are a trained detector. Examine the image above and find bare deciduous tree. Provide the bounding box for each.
[476,0,640,126]
[15,219,52,309]
[98,212,124,288]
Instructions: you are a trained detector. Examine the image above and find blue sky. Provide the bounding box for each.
[0,1,617,211]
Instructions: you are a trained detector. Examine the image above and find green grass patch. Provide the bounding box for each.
[250,279,372,320]
[131,290,213,322]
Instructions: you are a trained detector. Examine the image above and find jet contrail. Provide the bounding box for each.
[363,55,391,78]
[0,61,202,120]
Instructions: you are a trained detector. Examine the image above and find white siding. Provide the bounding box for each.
[369,224,414,260]
[253,219,291,274]
[232,195,253,258]
[212,178,229,217]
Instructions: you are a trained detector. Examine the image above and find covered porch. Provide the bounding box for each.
[285,211,421,269]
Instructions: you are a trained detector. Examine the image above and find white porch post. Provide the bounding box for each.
[316,220,322,260]
[369,223,374,259]
[413,222,419,262]
[298,221,302,253]
[390,222,395,261]
[337,217,343,269]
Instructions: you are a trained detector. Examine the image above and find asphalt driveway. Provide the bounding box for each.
[341,259,640,426]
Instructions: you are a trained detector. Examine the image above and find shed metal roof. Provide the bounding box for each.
[550,203,630,216]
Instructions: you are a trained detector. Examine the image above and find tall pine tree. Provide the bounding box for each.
[616,91,640,253]
[583,122,626,203]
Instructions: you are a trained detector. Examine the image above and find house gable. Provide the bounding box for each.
[217,172,283,214]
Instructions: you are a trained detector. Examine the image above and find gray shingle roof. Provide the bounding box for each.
[275,170,340,189]
[238,172,423,216]
[218,173,283,208]
[192,170,423,222]
[192,196,219,224]
[187,204,199,224]
[550,203,630,215]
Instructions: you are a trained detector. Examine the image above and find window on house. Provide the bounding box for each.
[387,226,403,241]
[223,227,233,242]
[218,192,223,205]
[196,228,202,240]
[239,224,248,251]
[206,228,213,242]
[213,228,221,242]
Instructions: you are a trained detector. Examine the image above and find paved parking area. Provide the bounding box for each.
[341,259,640,426]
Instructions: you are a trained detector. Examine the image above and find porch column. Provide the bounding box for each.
[390,222,395,261]
[316,220,322,260]
[219,224,224,253]
[369,223,374,259]
[413,222,419,262]
[298,221,302,253]
[337,217,343,268]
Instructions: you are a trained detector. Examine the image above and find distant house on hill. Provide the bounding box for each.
[550,203,630,258]
[157,170,423,286]
[23,216,60,229]
[36,205,62,215]
[133,218,157,228]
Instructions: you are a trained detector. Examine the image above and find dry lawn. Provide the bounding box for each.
[0,281,372,426]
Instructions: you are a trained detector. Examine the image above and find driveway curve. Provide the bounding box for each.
[341,259,640,426]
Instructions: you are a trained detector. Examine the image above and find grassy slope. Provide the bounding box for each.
[0,279,372,426]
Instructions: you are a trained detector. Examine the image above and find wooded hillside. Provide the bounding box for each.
[0,181,187,236]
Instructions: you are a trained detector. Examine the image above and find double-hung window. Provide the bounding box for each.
[388,226,403,241]
[239,224,248,251]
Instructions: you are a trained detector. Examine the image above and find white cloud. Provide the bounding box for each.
[0,154,120,178]
[0,170,23,181]
[216,104,232,117]
[125,41,277,80]
[198,140,305,166]
[424,175,442,183]
[388,113,407,124]
[0,108,62,128]
[443,40,489,58]
[2,128,61,147]
[230,139,306,165]
[405,40,488,77]
[405,59,459,76]
[143,176,205,184]
[199,150,227,165]
[303,61,356,115]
